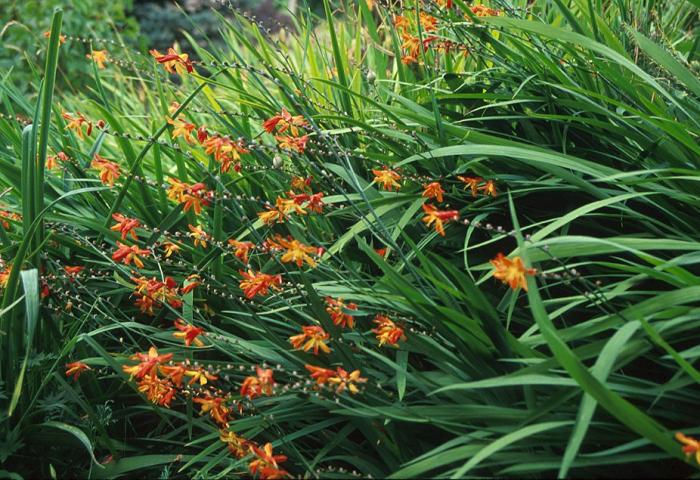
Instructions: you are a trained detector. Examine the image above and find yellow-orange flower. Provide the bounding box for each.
[43,30,66,44]
[490,253,536,291]
[480,179,498,197]
[137,374,176,407]
[421,204,459,236]
[422,182,445,203]
[86,49,108,69]
[305,364,337,386]
[457,175,483,197]
[371,314,406,347]
[220,429,252,458]
[275,135,308,154]
[0,265,11,289]
[676,432,700,464]
[63,111,92,139]
[469,5,501,17]
[372,167,402,191]
[185,366,218,386]
[289,325,331,355]
[327,367,367,395]
[162,241,180,258]
[188,224,209,249]
[263,108,308,137]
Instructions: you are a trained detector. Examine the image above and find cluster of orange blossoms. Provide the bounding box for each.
[257,190,325,226]
[167,178,212,215]
[129,275,188,315]
[91,154,121,186]
[46,151,69,170]
[264,108,309,154]
[86,49,108,69]
[0,208,21,231]
[490,254,536,291]
[150,47,194,76]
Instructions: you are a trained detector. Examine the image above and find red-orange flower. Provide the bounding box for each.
[64,265,85,276]
[46,151,69,170]
[263,108,308,137]
[150,47,194,75]
[325,297,358,329]
[220,429,252,458]
[193,395,230,426]
[422,182,445,203]
[289,325,331,355]
[91,154,121,186]
[490,253,536,291]
[43,30,66,44]
[372,314,406,347]
[159,363,188,387]
[63,112,92,139]
[421,204,459,236]
[65,361,91,381]
[122,346,173,379]
[676,432,700,464]
[184,366,218,386]
[111,213,141,240]
[469,5,501,17]
[112,242,150,269]
[480,179,498,197]
[305,364,337,386]
[239,270,283,299]
[240,366,275,400]
[248,443,289,480]
[228,239,255,264]
[173,320,205,347]
[168,117,196,143]
[372,167,401,191]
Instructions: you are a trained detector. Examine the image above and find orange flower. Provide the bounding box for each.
[111,213,141,240]
[180,274,201,294]
[86,49,108,69]
[0,265,11,289]
[421,204,459,236]
[91,154,121,186]
[239,270,283,299]
[278,195,307,216]
[220,429,252,458]
[248,443,289,480]
[162,241,180,258]
[43,30,66,44]
[64,265,85,276]
[240,366,275,400]
[173,319,205,347]
[372,314,406,347]
[150,47,194,75]
[137,374,176,407]
[0,210,21,230]
[306,192,325,213]
[469,5,501,17]
[201,134,249,172]
[168,117,196,143]
[420,12,439,32]
[676,432,700,464]
[275,135,308,154]
[258,200,287,226]
[372,167,401,191]
[325,297,358,329]
[228,239,255,264]
[62,111,92,139]
[267,235,317,268]
[46,151,69,170]
[289,325,331,355]
[422,182,445,202]
[122,346,173,379]
[305,365,337,386]
[112,242,150,269]
[290,176,312,192]
[327,367,367,395]
[393,15,410,32]
[65,361,91,381]
[185,366,218,386]
[457,175,483,197]
[159,363,188,387]
[480,179,498,197]
[130,276,182,315]
[263,108,308,137]
[193,395,230,426]
[490,253,536,291]
[167,179,210,215]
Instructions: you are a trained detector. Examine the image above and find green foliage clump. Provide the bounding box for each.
[0,0,700,478]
